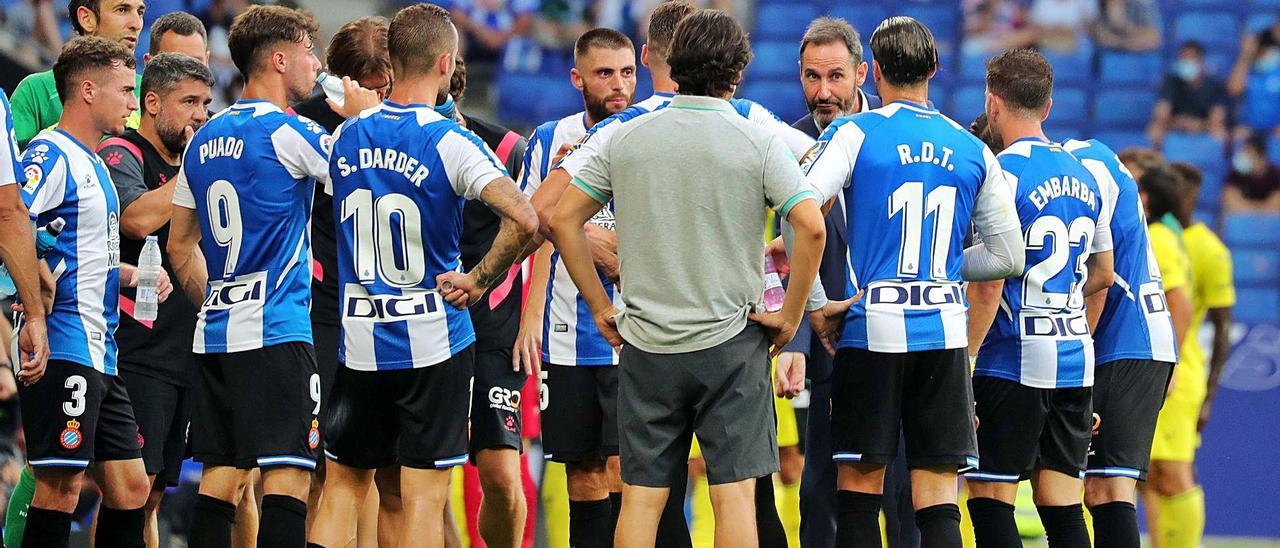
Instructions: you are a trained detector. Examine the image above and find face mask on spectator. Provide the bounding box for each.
[1256,50,1280,72]
[1233,150,1256,175]
[1175,59,1201,82]
[434,94,457,121]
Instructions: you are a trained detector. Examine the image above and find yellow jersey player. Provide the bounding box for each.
[1145,163,1236,548]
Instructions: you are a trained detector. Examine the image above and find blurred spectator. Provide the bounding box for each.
[1148,41,1229,146]
[1228,17,1280,137]
[1,0,64,55]
[1092,0,1161,52]
[1224,133,1280,212]
[198,0,250,109]
[962,0,1034,54]
[531,0,593,52]
[1027,0,1096,52]
[449,0,540,72]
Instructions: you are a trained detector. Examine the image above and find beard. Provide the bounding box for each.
[156,114,195,157]
[583,88,632,124]
[808,95,855,127]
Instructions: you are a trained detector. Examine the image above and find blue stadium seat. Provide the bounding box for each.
[1099,51,1164,85]
[1173,12,1240,49]
[1233,249,1280,284]
[496,74,578,126]
[1050,87,1089,122]
[1269,134,1280,165]
[1247,13,1277,34]
[1093,88,1156,127]
[826,4,888,39]
[1162,132,1229,200]
[960,50,991,82]
[1093,130,1149,151]
[1043,45,1094,85]
[949,85,987,128]
[752,41,799,79]
[1224,212,1280,246]
[1248,0,1280,10]
[1179,0,1239,8]
[1045,122,1085,141]
[897,3,959,45]
[1233,287,1280,324]
[738,81,808,124]
[755,3,821,42]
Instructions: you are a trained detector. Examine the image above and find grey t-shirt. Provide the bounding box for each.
[572,95,817,354]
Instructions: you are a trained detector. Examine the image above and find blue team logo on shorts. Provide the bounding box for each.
[60,420,82,450]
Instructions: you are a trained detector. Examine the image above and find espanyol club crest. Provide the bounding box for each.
[60,420,82,450]
[308,419,320,450]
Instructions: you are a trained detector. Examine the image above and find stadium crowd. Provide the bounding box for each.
[0,0,1269,547]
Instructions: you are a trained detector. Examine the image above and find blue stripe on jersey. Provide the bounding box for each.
[1064,139,1176,364]
[975,139,1101,389]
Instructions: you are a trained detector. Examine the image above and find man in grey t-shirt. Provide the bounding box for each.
[548,10,831,548]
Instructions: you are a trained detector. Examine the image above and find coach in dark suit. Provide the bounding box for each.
[784,17,920,548]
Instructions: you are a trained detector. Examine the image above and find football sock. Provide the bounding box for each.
[608,491,622,541]
[657,475,692,548]
[258,494,307,548]
[1157,487,1205,548]
[1089,501,1139,548]
[915,503,963,548]
[95,506,146,548]
[966,497,1020,548]
[755,476,787,548]
[189,495,236,548]
[568,498,611,548]
[1036,504,1090,548]
[836,490,883,548]
[4,466,35,548]
[21,506,71,548]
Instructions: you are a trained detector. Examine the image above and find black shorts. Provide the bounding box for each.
[324,348,474,470]
[1087,359,1173,481]
[468,346,526,459]
[831,347,978,469]
[120,369,191,486]
[192,342,320,470]
[20,360,141,468]
[541,364,619,463]
[311,321,341,416]
[966,376,1092,482]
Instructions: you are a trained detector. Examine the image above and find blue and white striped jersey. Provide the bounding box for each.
[804,101,1020,353]
[0,91,19,187]
[521,111,620,366]
[329,102,506,371]
[20,129,122,374]
[1064,139,1178,364]
[172,100,330,354]
[975,138,1114,389]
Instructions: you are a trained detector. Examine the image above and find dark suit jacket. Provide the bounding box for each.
[783,91,882,382]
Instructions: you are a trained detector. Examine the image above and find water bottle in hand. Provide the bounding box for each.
[763,255,785,313]
[135,236,162,321]
[0,218,64,300]
[317,72,345,105]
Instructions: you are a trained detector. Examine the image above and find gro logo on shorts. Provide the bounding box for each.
[488,386,521,412]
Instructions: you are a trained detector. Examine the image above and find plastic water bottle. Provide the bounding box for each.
[0,218,64,299]
[762,255,785,313]
[316,72,345,105]
[135,236,162,321]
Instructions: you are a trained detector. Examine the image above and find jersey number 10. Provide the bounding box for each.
[341,189,427,288]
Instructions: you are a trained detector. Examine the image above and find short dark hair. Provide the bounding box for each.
[1171,161,1203,190]
[389,3,456,79]
[800,17,862,65]
[985,48,1053,113]
[449,55,467,103]
[647,0,697,58]
[54,36,136,103]
[1242,131,1267,154]
[668,9,751,98]
[1180,40,1205,56]
[149,12,207,55]
[1138,164,1185,221]
[574,27,634,63]
[327,16,391,80]
[68,0,99,35]
[141,52,214,97]
[869,16,937,87]
[1118,147,1165,175]
[227,5,319,77]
